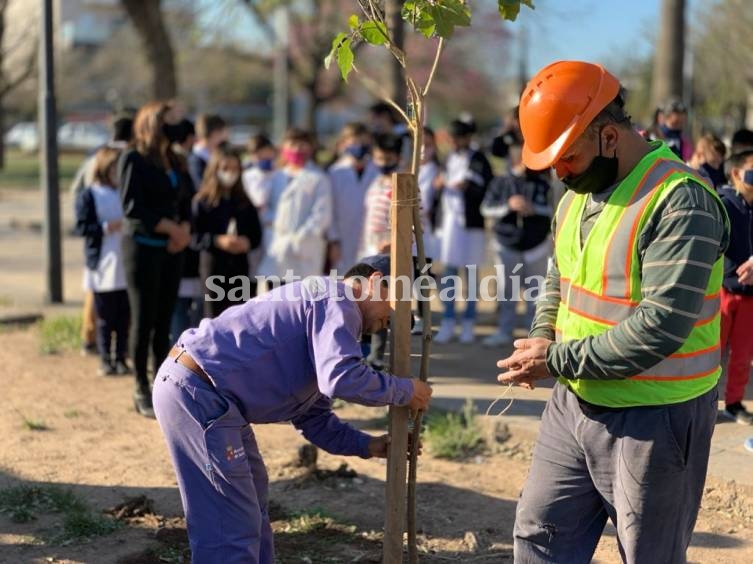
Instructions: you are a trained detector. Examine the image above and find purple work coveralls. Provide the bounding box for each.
[153,278,413,563]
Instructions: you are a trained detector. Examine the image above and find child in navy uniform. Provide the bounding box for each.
[75,147,131,376]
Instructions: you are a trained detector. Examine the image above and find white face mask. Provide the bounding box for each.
[217,170,239,188]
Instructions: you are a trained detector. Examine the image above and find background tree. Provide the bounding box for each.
[0,0,36,168]
[121,0,178,100]
[651,0,685,108]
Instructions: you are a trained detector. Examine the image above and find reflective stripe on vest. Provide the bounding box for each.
[553,141,724,407]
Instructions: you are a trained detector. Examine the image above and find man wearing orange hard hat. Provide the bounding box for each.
[496,61,730,563]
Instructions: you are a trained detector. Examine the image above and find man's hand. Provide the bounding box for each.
[407,380,432,411]
[367,433,423,459]
[738,259,753,285]
[168,223,191,254]
[497,338,553,390]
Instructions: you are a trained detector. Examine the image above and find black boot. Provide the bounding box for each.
[133,386,155,419]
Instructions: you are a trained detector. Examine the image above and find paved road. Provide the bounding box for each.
[1,187,751,486]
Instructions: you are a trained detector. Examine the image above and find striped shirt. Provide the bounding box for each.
[361,175,392,255]
[531,181,730,380]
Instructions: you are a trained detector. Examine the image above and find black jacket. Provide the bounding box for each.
[720,186,753,295]
[483,171,552,251]
[435,149,493,230]
[193,195,262,279]
[119,149,192,241]
[74,187,104,270]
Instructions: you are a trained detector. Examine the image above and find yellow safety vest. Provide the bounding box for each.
[554,142,725,407]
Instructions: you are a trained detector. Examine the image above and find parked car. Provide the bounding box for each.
[57,121,109,152]
[227,124,260,151]
[4,122,39,152]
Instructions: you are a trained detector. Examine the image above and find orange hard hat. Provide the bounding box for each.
[519,61,621,170]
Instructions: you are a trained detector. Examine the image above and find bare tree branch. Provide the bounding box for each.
[0,43,35,97]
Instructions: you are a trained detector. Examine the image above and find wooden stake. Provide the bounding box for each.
[383,172,417,563]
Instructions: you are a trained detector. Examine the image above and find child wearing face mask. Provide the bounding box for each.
[242,134,277,281]
[193,147,262,317]
[357,132,403,370]
[327,122,379,273]
[257,128,333,283]
[689,133,727,189]
[717,150,753,426]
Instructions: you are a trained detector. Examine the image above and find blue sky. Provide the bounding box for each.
[198,0,689,75]
[514,0,665,75]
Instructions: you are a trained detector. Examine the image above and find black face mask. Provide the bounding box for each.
[162,122,184,143]
[562,128,619,195]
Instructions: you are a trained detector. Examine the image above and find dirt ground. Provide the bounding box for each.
[1,327,753,564]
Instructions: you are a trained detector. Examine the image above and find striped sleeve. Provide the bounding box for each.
[546,182,729,380]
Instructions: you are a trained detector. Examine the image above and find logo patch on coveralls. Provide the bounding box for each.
[225,444,245,462]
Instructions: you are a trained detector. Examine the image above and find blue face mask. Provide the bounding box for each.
[743,169,753,186]
[660,124,682,138]
[257,159,274,172]
[378,163,399,175]
[344,143,370,160]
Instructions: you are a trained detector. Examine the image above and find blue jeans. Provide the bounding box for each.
[441,265,477,321]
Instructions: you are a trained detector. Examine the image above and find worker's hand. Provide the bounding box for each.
[738,259,753,285]
[407,380,432,411]
[497,338,553,390]
[377,241,392,254]
[366,433,423,459]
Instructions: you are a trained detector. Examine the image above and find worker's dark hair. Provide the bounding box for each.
[196,113,227,139]
[590,90,632,132]
[724,150,753,179]
[374,132,403,155]
[344,263,378,279]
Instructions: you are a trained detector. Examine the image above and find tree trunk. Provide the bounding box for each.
[651,0,685,108]
[0,1,6,170]
[121,0,177,100]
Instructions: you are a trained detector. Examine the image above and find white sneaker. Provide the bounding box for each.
[459,320,475,344]
[482,331,513,348]
[411,317,424,335]
[434,318,456,344]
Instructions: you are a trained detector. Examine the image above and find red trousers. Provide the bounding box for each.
[720,288,753,405]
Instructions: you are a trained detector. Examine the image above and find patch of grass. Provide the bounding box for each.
[22,417,49,431]
[0,295,13,307]
[282,508,355,536]
[0,485,120,544]
[424,399,485,460]
[63,409,80,418]
[0,149,81,190]
[38,315,81,355]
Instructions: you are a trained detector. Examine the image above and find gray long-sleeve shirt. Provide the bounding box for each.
[531,181,729,380]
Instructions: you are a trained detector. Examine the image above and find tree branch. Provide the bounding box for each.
[422,38,444,96]
[238,0,278,43]
[0,40,36,98]
[352,62,412,126]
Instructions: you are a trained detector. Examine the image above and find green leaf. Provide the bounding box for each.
[336,38,354,82]
[361,20,388,45]
[324,32,348,70]
[498,0,535,22]
[402,0,436,38]
[348,14,359,30]
[428,0,471,39]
